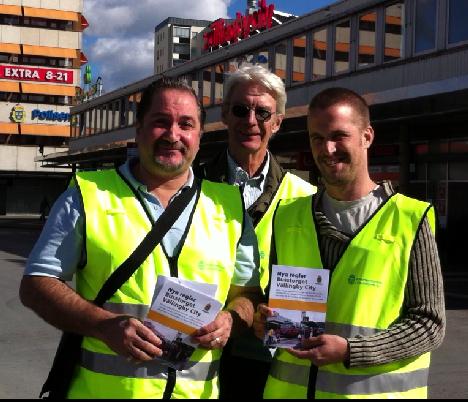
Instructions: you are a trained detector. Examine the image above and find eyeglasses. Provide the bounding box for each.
[231,104,276,122]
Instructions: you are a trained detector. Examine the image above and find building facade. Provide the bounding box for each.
[0,0,87,215]
[154,17,211,75]
[42,0,468,271]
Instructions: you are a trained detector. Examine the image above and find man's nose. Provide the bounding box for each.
[247,109,257,124]
[325,140,336,154]
[165,123,181,140]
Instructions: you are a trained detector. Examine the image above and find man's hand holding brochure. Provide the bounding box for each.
[144,276,222,370]
[254,265,330,352]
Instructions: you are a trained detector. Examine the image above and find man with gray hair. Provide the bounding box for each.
[196,64,316,398]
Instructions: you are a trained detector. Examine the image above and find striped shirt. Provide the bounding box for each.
[226,151,270,209]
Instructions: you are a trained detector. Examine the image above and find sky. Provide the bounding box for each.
[82,0,335,93]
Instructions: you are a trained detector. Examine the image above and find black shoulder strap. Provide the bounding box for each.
[93,178,201,306]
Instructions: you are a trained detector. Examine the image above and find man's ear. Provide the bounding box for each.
[271,114,284,134]
[363,125,374,149]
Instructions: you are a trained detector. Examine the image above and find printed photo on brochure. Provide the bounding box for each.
[264,265,329,349]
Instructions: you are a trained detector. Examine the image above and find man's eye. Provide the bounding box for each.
[152,119,168,127]
[180,121,194,129]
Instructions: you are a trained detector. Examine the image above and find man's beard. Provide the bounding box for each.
[152,156,186,173]
[152,140,189,172]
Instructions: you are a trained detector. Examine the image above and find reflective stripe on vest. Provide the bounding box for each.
[71,171,243,399]
[80,349,219,380]
[317,366,429,395]
[255,172,315,291]
[269,354,311,386]
[265,193,434,399]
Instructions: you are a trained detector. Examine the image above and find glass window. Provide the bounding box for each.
[384,2,405,62]
[127,94,138,127]
[358,11,377,67]
[214,63,224,105]
[448,0,468,44]
[312,28,327,80]
[428,162,446,180]
[174,26,190,38]
[191,72,199,99]
[334,20,350,74]
[71,113,81,138]
[414,0,437,53]
[292,35,306,84]
[449,161,468,180]
[85,110,92,136]
[274,42,287,82]
[173,43,190,54]
[112,100,120,130]
[202,66,212,106]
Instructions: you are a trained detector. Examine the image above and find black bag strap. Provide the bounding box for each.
[93,178,200,306]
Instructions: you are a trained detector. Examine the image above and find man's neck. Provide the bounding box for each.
[229,149,267,178]
[132,163,190,208]
[325,176,376,202]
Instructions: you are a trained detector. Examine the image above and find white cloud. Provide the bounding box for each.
[83,0,231,91]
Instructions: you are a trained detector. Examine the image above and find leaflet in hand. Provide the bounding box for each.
[144,276,221,370]
[264,265,329,349]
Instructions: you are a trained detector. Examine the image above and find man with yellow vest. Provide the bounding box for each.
[19,78,262,398]
[255,87,446,399]
[195,65,316,399]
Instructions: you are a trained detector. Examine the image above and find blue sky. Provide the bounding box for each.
[82,0,335,93]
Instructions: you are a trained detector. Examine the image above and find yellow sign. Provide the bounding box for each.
[10,104,26,123]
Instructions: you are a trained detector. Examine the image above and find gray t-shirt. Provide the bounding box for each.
[321,185,387,234]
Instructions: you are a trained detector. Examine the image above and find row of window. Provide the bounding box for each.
[0,92,71,105]
[0,14,75,31]
[189,0,468,107]
[72,95,139,137]
[72,0,468,136]
[0,53,73,68]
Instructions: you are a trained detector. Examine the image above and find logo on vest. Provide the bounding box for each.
[348,274,382,287]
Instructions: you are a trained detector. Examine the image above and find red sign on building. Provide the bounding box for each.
[0,65,73,84]
[203,0,275,50]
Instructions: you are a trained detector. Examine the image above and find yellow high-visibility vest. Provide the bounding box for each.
[68,170,244,399]
[264,193,435,399]
[255,172,315,292]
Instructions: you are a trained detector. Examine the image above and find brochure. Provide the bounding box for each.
[144,276,221,370]
[264,265,329,349]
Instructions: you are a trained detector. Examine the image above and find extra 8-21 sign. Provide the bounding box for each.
[0,64,73,84]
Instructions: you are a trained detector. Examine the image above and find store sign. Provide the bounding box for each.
[10,104,26,123]
[0,65,73,84]
[32,109,71,122]
[203,0,275,50]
